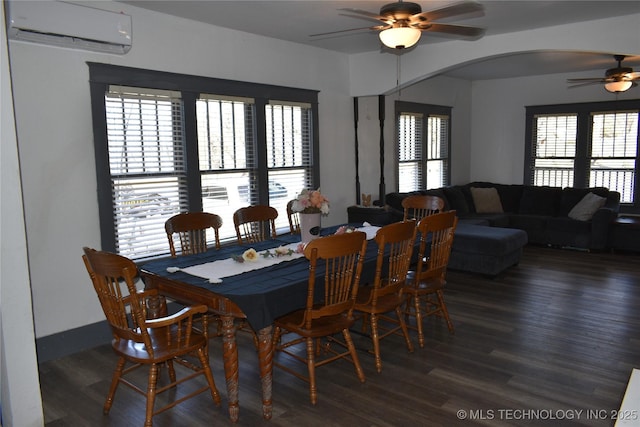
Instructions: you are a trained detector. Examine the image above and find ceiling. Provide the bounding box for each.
[121,0,640,80]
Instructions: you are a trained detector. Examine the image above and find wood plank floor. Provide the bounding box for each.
[40,245,640,426]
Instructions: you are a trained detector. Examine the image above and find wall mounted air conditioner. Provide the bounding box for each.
[6,1,132,54]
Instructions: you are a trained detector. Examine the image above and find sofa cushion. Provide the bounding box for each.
[385,192,406,212]
[470,187,504,213]
[459,213,510,228]
[443,186,470,215]
[518,186,561,216]
[547,216,592,233]
[568,192,607,221]
[495,185,524,213]
[452,223,528,255]
[559,187,609,216]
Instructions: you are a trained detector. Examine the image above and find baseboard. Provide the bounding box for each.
[36,321,112,363]
[36,301,184,363]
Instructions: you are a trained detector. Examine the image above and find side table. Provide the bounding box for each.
[347,205,394,226]
[611,215,640,253]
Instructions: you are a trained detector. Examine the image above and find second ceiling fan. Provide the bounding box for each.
[312,0,486,49]
[567,55,640,93]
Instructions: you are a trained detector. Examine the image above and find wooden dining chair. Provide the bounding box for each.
[401,194,445,221]
[165,211,224,338]
[272,231,368,405]
[404,211,458,347]
[165,211,223,256]
[233,205,278,244]
[82,247,221,427]
[354,220,417,373]
[286,199,301,234]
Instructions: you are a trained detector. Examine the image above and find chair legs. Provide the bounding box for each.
[344,329,366,384]
[273,326,365,405]
[405,290,455,348]
[369,315,382,373]
[104,349,220,426]
[104,356,126,414]
[145,364,160,427]
[434,290,455,334]
[364,309,414,373]
[196,348,222,405]
[305,337,318,405]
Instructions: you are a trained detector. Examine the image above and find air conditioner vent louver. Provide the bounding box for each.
[6,1,132,55]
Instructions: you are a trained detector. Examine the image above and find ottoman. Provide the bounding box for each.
[448,223,528,277]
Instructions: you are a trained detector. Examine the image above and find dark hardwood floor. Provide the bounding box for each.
[40,245,640,426]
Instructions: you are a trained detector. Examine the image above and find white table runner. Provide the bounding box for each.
[179,242,304,283]
[169,224,381,283]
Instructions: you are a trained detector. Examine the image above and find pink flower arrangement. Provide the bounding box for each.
[292,189,330,215]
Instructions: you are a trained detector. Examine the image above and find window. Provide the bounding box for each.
[396,101,451,192]
[104,86,189,258]
[90,63,319,259]
[525,100,640,211]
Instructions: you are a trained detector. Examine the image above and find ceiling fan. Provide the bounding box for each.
[310,0,486,50]
[567,55,640,93]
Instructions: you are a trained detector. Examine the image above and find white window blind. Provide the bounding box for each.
[531,114,577,187]
[426,115,449,190]
[90,64,320,257]
[398,112,423,192]
[197,96,256,242]
[266,102,314,232]
[105,86,188,258]
[397,107,450,192]
[590,111,638,203]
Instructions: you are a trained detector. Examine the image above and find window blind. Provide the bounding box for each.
[266,103,314,232]
[90,63,321,257]
[396,102,451,192]
[590,111,638,203]
[531,113,577,187]
[398,112,423,192]
[105,86,188,258]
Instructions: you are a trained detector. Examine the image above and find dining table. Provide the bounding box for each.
[139,223,383,423]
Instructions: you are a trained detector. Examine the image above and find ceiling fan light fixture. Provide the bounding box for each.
[604,80,633,93]
[379,27,421,49]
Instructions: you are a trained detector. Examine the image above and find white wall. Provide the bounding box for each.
[354,75,473,202]
[469,70,640,184]
[1,1,44,425]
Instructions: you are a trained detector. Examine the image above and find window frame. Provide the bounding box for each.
[89,63,319,257]
[395,101,452,192]
[525,99,640,213]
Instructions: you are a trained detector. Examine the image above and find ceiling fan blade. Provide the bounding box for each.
[339,8,386,22]
[418,23,485,37]
[412,1,484,23]
[566,78,605,83]
[338,12,389,26]
[568,81,605,88]
[309,25,387,38]
[627,71,640,80]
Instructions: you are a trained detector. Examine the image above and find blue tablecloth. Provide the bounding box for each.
[140,225,381,331]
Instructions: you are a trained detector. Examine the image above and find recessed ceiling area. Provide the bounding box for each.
[120,1,640,80]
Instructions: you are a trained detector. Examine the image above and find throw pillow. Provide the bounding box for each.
[568,192,606,221]
[470,187,504,214]
[443,186,469,215]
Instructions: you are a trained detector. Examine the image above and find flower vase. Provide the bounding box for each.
[299,212,321,243]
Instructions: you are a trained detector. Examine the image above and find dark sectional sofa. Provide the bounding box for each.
[382,182,621,251]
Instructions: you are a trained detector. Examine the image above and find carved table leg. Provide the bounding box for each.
[221,315,239,422]
[256,325,273,420]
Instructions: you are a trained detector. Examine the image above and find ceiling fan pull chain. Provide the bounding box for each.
[396,54,407,97]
